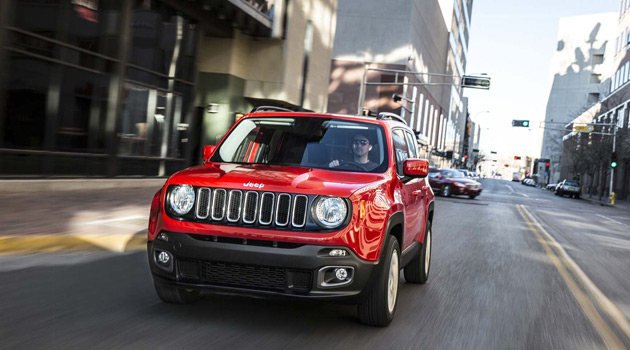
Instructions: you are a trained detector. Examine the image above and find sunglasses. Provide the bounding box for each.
[352,140,369,145]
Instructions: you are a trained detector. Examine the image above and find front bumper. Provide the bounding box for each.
[453,186,482,195]
[148,232,380,303]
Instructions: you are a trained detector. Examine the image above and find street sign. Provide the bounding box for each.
[573,124,594,132]
[462,75,491,90]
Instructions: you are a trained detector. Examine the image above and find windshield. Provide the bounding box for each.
[442,169,465,178]
[213,116,388,173]
[565,181,579,186]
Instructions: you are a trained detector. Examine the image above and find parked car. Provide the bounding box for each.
[545,183,558,191]
[429,168,483,199]
[522,178,535,186]
[555,179,581,198]
[147,110,435,326]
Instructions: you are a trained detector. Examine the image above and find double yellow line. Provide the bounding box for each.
[517,205,630,349]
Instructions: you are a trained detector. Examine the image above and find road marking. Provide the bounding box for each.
[504,185,529,197]
[596,214,629,227]
[71,215,146,226]
[518,205,630,347]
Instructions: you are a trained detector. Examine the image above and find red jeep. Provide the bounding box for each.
[147,110,435,326]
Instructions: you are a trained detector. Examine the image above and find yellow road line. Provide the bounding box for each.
[0,234,146,254]
[517,205,626,349]
[519,205,630,343]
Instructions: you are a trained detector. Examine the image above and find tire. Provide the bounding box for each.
[575,194,580,199]
[154,282,201,304]
[358,236,400,327]
[468,195,477,199]
[441,185,451,197]
[404,222,432,284]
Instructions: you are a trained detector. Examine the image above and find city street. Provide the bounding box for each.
[1,179,629,349]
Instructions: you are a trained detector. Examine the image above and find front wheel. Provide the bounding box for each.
[468,195,477,199]
[358,236,400,327]
[154,282,201,304]
[404,222,432,284]
[441,185,451,197]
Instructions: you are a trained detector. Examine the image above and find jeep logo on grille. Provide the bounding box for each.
[243,181,265,189]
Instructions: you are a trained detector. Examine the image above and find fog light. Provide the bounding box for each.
[329,249,347,257]
[335,268,348,281]
[158,251,170,264]
[157,232,169,242]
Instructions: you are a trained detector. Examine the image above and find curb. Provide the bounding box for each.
[581,197,613,207]
[0,233,147,255]
[0,178,166,194]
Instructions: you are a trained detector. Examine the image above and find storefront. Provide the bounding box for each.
[0,0,199,177]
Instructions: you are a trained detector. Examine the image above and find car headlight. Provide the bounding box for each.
[312,196,348,229]
[169,185,195,215]
[455,182,466,187]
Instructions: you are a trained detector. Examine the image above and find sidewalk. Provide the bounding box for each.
[579,195,630,211]
[0,179,166,254]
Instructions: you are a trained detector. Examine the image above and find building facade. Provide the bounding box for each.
[540,13,616,184]
[326,0,473,168]
[561,1,630,200]
[0,0,337,177]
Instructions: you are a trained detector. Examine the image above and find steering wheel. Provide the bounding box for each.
[339,161,368,171]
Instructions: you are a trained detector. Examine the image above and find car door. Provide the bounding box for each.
[392,129,425,250]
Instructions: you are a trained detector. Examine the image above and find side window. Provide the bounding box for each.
[392,129,411,175]
[404,131,418,158]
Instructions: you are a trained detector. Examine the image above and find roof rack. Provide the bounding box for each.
[250,106,294,113]
[377,112,407,125]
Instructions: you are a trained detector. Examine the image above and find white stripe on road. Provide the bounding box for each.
[596,214,629,227]
[71,215,146,226]
[504,184,528,197]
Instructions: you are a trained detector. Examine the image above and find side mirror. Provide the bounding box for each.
[403,159,429,177]
[203,145,216,163]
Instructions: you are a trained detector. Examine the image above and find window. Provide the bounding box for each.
[587,93,599,104]
[416,93,424,131]
[404,131,418,158]
[590,74,601,84]
[392,129,410,175]
[214,117,388,173]
[592,54,604,64]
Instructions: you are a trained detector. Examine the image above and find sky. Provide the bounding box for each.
[463,0,620,165]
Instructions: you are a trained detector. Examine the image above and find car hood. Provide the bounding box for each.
[449,177,481,185]
[166,163,388,197]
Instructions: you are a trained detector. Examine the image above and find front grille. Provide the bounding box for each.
[227,190,243,222]
[212,189,227,220]
[292,195,308,227]
[243,191,258,224]
[259,192,275,225]
[200,261,312,293]
[275,194,292,226]
[195,187,309,229]
[195,188,211,219]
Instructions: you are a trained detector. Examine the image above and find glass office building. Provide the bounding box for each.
[0,0,199,177]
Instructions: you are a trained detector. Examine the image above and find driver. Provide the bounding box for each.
[329,132,379,171]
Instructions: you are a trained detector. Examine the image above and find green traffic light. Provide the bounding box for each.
[523,121,529,127]
[611,161,617,168]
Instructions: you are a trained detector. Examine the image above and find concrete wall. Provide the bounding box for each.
[541,13,617,184]
[198,0,337,113]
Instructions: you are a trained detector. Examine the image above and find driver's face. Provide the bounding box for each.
[352,136,372,156]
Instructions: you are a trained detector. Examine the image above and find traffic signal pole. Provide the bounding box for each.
[609,126,616,204]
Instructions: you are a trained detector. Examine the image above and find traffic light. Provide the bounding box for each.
[611,152,617,168]
[545,162,550,172]
[514,156,521,160]
[504,164,508,167]
[463,154,468,160]
[512,120,530,127]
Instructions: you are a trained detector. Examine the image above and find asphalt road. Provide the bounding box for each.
[1,179,630,349]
